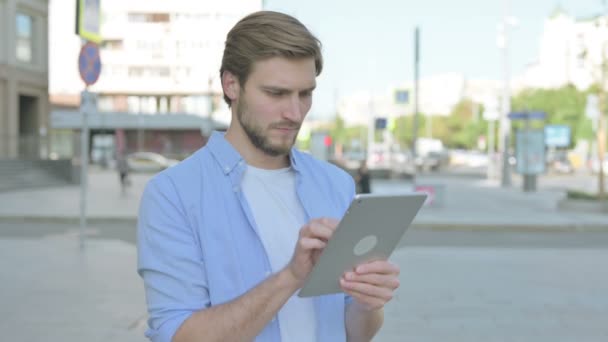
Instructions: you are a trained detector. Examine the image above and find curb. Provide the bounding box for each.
[0,216,137,225]
[1,216,606,232]
[411,222,608,233]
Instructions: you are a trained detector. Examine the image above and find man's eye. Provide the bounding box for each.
[301,91,313,98]
[268,90,284,96]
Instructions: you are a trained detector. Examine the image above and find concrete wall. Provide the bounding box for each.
[0,0,49,159]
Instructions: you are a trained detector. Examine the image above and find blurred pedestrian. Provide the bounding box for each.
[116,154,129,195]
[355,160,371,194]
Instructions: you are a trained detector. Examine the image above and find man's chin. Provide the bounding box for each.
[262,139,294,156]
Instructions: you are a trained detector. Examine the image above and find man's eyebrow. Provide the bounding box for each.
[261,85,317,92]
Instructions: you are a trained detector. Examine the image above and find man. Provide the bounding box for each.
[138,11,400,342]
[355,160,371,194]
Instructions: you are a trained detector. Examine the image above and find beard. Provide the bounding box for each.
[236,95,301,157]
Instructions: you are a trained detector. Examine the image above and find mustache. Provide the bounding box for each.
[269,121,301,130]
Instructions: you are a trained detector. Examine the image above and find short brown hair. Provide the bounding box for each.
[219,11,323,105]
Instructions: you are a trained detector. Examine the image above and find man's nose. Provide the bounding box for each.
[283,95,303,121]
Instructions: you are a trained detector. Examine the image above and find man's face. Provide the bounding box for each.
[234,57,316,156]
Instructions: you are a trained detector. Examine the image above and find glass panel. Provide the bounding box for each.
[16,13,33,63]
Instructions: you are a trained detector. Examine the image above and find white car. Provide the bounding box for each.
[126,152,179,172]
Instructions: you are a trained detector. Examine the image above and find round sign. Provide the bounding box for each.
[78,42,102,86]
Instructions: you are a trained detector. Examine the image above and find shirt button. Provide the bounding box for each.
[233,186,239,192]
[265,271,271,276]
[224,166,230,173]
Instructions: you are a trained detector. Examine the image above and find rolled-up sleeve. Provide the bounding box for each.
[137,175,209,342]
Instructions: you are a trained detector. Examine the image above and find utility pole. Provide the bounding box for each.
[598,1,607,201]
[412,26,420,165]
[598,74,606,201]
[498,0,513,187]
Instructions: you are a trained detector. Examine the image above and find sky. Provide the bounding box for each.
[263,0,606,119]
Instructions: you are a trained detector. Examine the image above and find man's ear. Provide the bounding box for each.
[221,71,240,103]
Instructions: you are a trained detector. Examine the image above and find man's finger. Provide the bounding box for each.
[355,260,400,275]
[320,217,340,230]
[340,278,393,301]
[298,237,327,251]
[344,290,385,310]
[343,272,400,290]
[302,221,335,241]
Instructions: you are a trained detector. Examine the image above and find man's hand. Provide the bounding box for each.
[340,260,400,311]
[284,218,339,287]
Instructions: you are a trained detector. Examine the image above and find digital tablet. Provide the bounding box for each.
[298,192,427,297]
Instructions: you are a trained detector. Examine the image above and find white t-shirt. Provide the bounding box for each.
[242,165,316,342]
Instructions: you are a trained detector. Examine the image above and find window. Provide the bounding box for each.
[101,39,124,50]
[128,12,170,23]
[128,66,170,78]
[16,12,33,63]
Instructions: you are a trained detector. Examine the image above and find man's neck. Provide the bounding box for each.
[224,128,290,170]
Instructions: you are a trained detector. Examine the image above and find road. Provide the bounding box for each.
[2,222,607,342]
[2,221,608,248]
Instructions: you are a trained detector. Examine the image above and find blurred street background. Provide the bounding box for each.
[1,0,608,341]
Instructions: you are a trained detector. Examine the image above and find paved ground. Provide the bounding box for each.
[1,167,607,341]
[0,237,147,342]
[3,225,607,342]
[377,246,608,342]
[0,167,606,230]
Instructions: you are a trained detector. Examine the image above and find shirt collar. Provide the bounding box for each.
[206,130,303,175]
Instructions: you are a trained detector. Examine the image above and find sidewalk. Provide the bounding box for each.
[0,167,606,231]
[0,236,147,342]
[1,168,606,342]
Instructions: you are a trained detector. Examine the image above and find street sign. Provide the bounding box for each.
[508,111,546,120]
[375,117,387,130]
[516,129,546,175]
[78,42,101,86]
[394,90,409,104]
[544,125,571,148]
[75,0,102,44]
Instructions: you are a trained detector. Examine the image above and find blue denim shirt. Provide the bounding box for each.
[137,131,356,342]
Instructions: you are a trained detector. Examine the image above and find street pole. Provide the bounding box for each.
[499,0,513,187]
[79,90,90,250]
[412,26,420,179]
[487,119,496,179]
[597,3,607,201]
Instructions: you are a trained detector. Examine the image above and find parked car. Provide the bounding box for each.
[547,150,574,174]
[126,152,179,172]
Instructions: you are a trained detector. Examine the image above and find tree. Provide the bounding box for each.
[511,85,589,146]
[391,115,427,148]
[440,99,487,149]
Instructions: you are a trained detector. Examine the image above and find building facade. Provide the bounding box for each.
[0,0,49,159]
[49,0,261,117]
[515,9,608,92]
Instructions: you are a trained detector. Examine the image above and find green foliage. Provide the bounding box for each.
[391,115,427,148]
[328,114,367,148]
[390,100,489,150]
[511,85,591,145]
[442,99,488,149]
[567,189,600,201]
